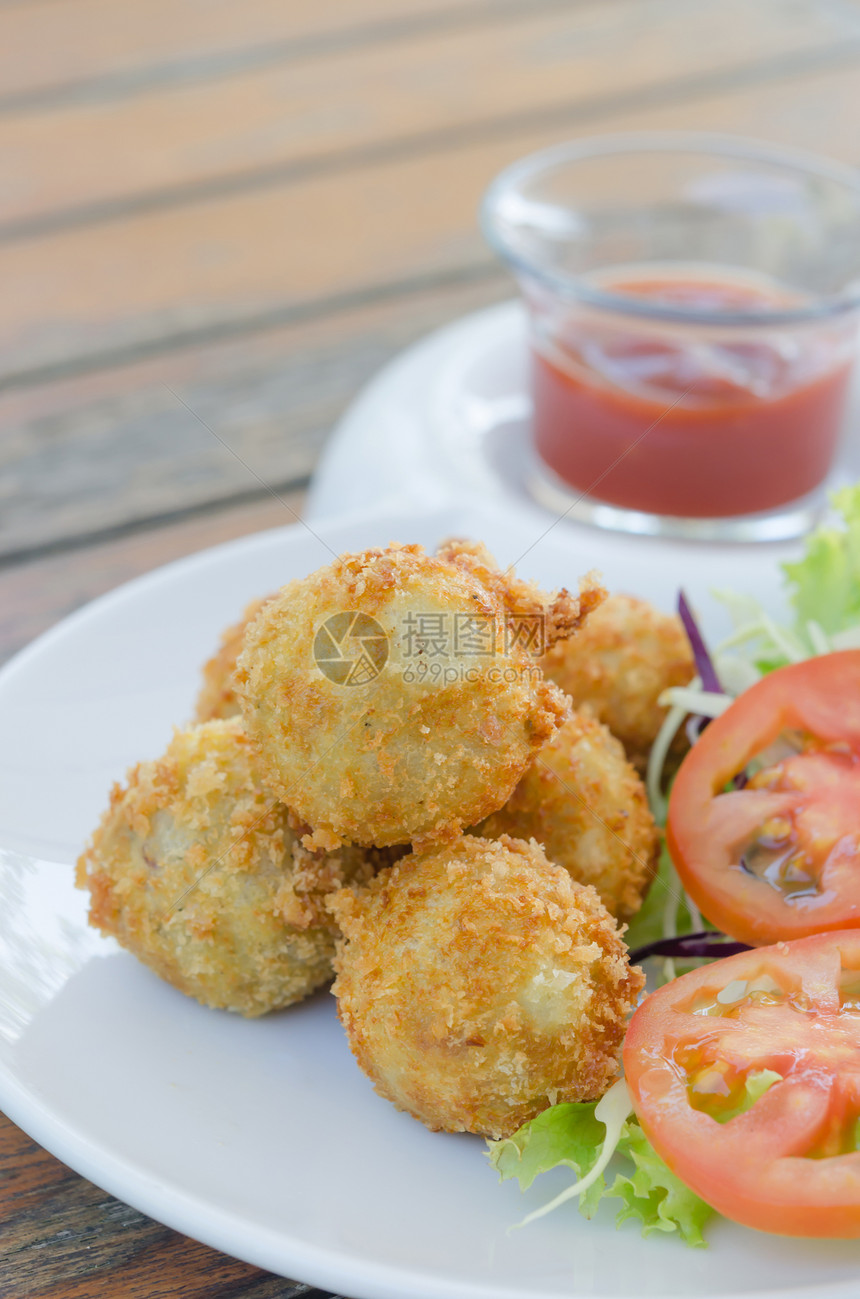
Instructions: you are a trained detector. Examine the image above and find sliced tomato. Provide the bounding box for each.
[624,930,860,1236]
[667,650,860,947]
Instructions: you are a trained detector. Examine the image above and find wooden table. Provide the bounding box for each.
[3,1,860,1293]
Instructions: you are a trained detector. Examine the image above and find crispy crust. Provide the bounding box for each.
[436,537,606,647]
[75,718,377,1016]
[236,542,591,847]
[477,711,659,922]
[330,834,644,1138]
[541,593,695,772]
[194,595,271,722]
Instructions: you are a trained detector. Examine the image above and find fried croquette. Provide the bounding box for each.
[236,541,604,848]
[75,717,376,1016]
[541,593,695,771]
[194,539,604,730]
[477,711,658,922]
[329,835,644,1138]
[195,595,270,722]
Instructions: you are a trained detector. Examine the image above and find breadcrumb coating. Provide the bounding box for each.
[329,835,643,1138]
[236,542,603,847]
[75,718,376,1016]
[477,711,659,922]
[541,594,694,771]
[195,595,270,722]
[436,538,604,644]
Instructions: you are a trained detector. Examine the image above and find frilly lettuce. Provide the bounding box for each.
[713,484,860,679]
[487,1088,712,1247]
[784,484,860,637]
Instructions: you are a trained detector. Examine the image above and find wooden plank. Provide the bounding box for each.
[0,495,304,668]
[0,1113,300,1298]
[0,275,507,560]
[0,0,854,229]
[3,50,860,386]
[0,0,522,106]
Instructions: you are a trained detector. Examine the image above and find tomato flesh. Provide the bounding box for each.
[668,651,860,946]
[624,930,860,1236]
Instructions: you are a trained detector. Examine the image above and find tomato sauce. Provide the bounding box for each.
[532,276,854,517]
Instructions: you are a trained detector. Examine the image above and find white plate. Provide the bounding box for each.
[2,500,860,1299]
[306,301,860,531]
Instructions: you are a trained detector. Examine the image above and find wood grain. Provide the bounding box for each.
[0,0,527,107]
[0,0,852,229]
[3,48,860,386]
[0,493,305,667]
[0,274,506,561]
[0,1113,315,1298]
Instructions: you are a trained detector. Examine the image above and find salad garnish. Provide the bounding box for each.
[492,486,860,1247]
[488,1078,712,1247]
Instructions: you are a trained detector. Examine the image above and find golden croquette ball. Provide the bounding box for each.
[329,835,644,1138]
[75,718,376,1016]
[477,711,659,923]
[236,541,603,848]
[195,595,270,722]
[541,593,694,771]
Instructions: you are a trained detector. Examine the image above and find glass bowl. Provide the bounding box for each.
[481,132,860,541]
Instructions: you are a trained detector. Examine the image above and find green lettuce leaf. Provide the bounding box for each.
[488,1101,713,1247]
[709,484,860,687]
[622,849,672,953]
[607,1124,712,1246]
[623,843,714,982]
[489,1102,608,1218]
[623,844,687,953]
[783,485,860,636]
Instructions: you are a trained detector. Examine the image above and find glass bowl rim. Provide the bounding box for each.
[480,130,860,327]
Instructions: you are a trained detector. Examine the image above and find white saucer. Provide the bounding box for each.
[307,300,860,545]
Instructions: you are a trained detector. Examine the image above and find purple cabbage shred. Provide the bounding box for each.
[678,590,723,695]
[629,930,751,965]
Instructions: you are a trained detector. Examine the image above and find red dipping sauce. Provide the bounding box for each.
[532,275,855,518]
